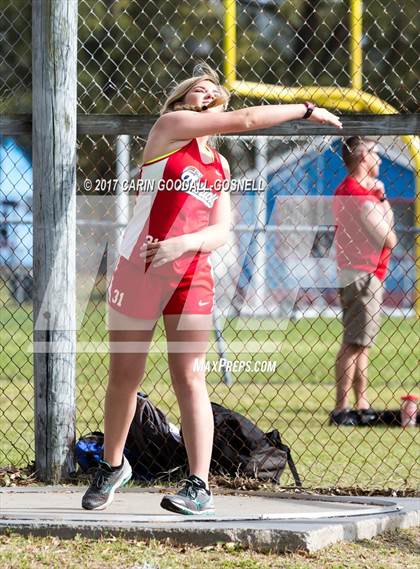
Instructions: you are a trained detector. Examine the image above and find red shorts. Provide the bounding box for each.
[108,256,214,319]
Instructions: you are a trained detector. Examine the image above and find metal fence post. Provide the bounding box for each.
[32,0,78,482]
[250,136,268,314]
[115,135,131,252]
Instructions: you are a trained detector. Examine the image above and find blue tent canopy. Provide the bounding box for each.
[268,139,415,204]
[0,137,33,269]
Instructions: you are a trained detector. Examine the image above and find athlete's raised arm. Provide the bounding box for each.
[156,102,341,143]
[144,64,342,162]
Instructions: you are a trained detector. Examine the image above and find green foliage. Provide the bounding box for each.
[0,0,31,113]
[77,0,223,113]
[0,1,418,113]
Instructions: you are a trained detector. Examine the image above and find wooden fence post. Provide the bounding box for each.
[32,0,78,482]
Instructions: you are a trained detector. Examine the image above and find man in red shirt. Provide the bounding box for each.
[331,137,397,426]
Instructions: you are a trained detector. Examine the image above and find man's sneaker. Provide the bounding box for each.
[329,408,360,426]
[357,408,378,426]
[160,475,215,515]
[81,456,132,511]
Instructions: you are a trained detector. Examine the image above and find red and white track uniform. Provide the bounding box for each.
[108,138,226,319]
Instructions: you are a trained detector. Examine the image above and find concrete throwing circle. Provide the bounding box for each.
[0,487,402,524]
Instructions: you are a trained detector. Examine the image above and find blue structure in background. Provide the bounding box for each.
[239,139,415,303]
[0,137,33,270]
[268,139,414,200]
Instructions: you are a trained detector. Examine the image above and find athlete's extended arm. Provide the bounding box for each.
[152,103,342,144]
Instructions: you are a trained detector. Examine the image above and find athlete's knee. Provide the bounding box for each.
[172,370,206,393]
[108,362,143,389]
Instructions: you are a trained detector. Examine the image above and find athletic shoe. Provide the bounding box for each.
[329,408,360,426]
[81,456,132,511]
[160,475,215,515]
[357,408,378,426]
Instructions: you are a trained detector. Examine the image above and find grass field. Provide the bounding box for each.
[0,528,419,569]
[1,297,418,491]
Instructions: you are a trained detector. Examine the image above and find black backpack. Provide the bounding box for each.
[125,393,188,481]
[210,402,301,486]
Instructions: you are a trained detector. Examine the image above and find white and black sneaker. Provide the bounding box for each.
[160,475,215,515]
[81,456,132,511]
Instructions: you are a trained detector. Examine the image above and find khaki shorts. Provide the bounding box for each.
[339,273,384,347]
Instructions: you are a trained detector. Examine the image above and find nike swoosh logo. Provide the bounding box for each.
[198,300,210,306]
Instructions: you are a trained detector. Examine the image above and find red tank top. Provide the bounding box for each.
[332,176,391,281]
[119,138,226,277]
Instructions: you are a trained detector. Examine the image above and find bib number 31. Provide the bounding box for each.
[111,288,125,308]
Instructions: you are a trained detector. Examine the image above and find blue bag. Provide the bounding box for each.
[74,431,104,473]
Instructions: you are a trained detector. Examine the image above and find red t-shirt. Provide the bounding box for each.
[332,176,391,281]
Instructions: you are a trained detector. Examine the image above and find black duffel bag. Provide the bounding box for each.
[210,402,301,485]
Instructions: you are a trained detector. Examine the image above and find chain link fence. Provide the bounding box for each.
[75,0,418,114]
[3,1,418,113]
[0,0,418,490]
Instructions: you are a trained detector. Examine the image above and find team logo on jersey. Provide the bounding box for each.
[180,166,218,208]
[181,166,203,186]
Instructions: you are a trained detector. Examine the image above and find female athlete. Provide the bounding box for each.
[82,64,342,514]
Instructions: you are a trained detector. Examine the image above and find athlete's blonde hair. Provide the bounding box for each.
[160,63,230,115]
